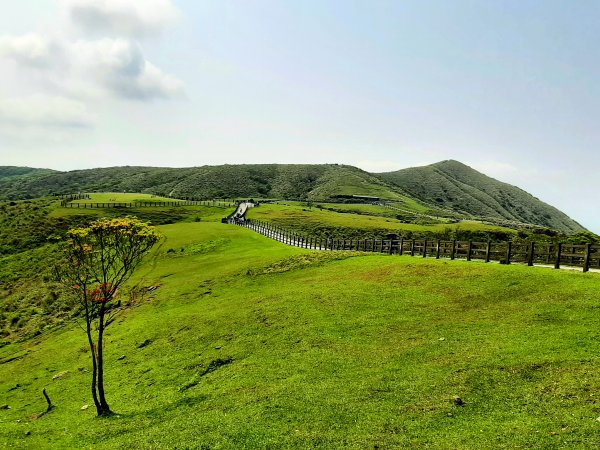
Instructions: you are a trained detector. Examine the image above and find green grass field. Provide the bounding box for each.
[50,203,229,224]
[68,193,183,204]
[248,202,515,241]
[317,202,419,219]
[1,221,600,449]
[0,200,233,340]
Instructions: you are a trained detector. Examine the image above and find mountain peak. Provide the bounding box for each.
[378,161,585,233]
[0,161,586,233]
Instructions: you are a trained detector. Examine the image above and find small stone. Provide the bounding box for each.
[25,431,31,436]
[447,412,453,417]
[117,355,126,361]
[550,431,558,436]
[137,339,152,349]
[0,404,9,410]
[81,404,89,411]
[439,337,446,341]
[52,371,68,380]
[453,396,464,406]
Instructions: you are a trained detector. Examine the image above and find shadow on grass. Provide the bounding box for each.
[108,393,210,421]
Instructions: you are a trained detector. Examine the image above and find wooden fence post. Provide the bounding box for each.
[583,243,592,272]
[506,242,512,265]
[388,240,393,255]
[436,239,441,259]
[399,238,404,256]
[451,240,456,260]
[423,239,428,258]
[485,241,492,263]
[410,239,415,257]
[467,240,473,262]
[527,242,535,266]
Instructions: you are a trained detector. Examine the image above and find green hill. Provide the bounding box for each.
[0,161,586,233]
[0,167,57,199]
[377,160,584,233]
[2,220,600,448]
[0,166,56,180]
[0,164,407,202]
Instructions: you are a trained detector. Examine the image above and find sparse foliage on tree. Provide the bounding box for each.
[56,217,160,416]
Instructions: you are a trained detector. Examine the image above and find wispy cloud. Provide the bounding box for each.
[0,33,60,68]
[0,0,183,133]
[64,0,180,37]
[70,38,184,100]
[0,95,94,128]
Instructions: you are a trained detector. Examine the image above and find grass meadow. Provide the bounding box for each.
[68,193,184,204]
[1,221,600,448]
[247,202,515,239]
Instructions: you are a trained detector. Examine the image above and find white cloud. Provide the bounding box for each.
[64,0,180,37]
[0,95,94,128]
[70,38,184,100]
[0,0,183,141]
[0,0,183,114]
[0,33,59,68]
[0,32,183,102]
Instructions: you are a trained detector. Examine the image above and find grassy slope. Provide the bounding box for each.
[247,202,516,241]
[306,166,406,201]
[0,163,585,234]
[0,167,56,181]
[0,165,403,203]
[0,200,232,340]
[377,160,584,233]
[68,193,184,204]
[1,222,600,448]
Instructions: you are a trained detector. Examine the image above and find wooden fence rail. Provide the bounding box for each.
[60,200,234,208]
[236,219,598,273]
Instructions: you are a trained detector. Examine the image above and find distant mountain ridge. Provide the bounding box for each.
[378,160,584,233]
[0,161,585,233]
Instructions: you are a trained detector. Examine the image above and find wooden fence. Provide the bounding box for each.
[238,219,599,273]
[60,200,234,208]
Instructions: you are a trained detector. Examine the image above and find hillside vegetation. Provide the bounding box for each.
[379,160,584,233]
[0,199,232,340]
[1,221,600,449]
[246,202,517,242]
[0,167,56,181]
[0,161,585,233]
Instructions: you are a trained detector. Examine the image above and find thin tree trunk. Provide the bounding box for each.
[83,295,101,416]
[96,314,112,416]
[87,326,101,415]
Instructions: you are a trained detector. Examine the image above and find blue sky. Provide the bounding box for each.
[0,1,598,232]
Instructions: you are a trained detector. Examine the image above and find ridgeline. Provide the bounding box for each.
[0,161,585,233]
